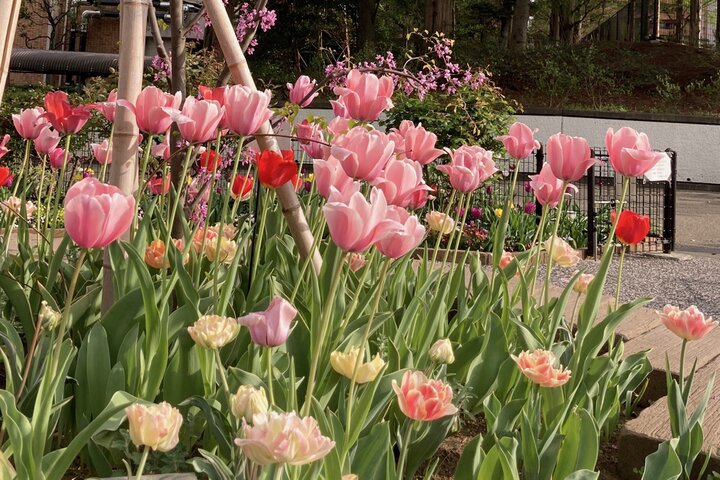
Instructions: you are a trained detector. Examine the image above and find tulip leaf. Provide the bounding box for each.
[180,396,233,460]
[554,408,599,480]
[454,433,484,480]
[353,421,391,480]
[641,439,682,480]
[189,449,234,480]
[0,273,35,349]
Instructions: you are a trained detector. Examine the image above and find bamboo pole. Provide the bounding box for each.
[204,0,322,274]
[102,0,150,311]
[0,0,22,107]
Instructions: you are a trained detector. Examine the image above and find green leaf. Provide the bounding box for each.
[354,422,392,480]
[0,390,37,479]
[554,408,599,479]
[180,396,233,460]
[454,433,484,480]
[0,273,35,348]
[564,470,600,480]
[188,449,234,480]
[641,439,682,480]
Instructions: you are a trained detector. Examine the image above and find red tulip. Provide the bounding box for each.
[148,176,171,195]
[42,91,91,134]
[0,166,13,187]
[256,150,297,188]
[199,149,220,171]
[231,175,254,201]
[612,210,650,245]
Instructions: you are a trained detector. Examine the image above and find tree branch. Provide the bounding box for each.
[148,1,171,62]
[215,0,268,87]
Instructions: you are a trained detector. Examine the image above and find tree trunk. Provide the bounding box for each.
[689,0,700,46]
[652,0,661,38]
[675,0,683,42]
[103,0,149,311]
[627,0,636,40]
[558,0,577,43]
[716,0,720,46]
[357,0,376,51]
[424,0,455,36]
[550,0,561,41]
[170,0,187,238]
[204,0,322,274]
[509,0,531,51]
[0,0,22,107]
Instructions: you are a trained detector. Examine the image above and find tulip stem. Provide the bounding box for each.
[614,245,627,311]
[36,154,48,256]
[302,257,346,417]
[49,134,72,256]
[343,257,391,461]
[396,420,415,480]
[12,140,31,198]
[679,338,687,396]
[265,346,275,406]
[290,217,326,304]
[134,445,150,480]
[542,181,568,311]
[334,248,378,342]
[132,134,155,237]
[528,207,548,296]
[429,189,456,272]
[100,124,114,182]
[249,188,271,289]
[214,348,232,406]
[165,146,194,247]
[569,292,582,337]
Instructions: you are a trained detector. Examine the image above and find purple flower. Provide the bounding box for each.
[524,200,536,215]
[470,207,482,220]
[485,185,494,196]
[524,180,532,193]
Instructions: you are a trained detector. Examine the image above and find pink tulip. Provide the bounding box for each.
[512,349,571,388]
[546,133,595,182]
[237,296,298,347]
[372,159,431,208]
[152,132,172,161]
[327,116,351,137]
[326,182,362,203]
[499,251,513,269]
[234,412,335,465]
[172,97,224,144]
[323,187,402,252]
[63,177,135,249]
[313,156,354,198]
[126,86,181,135]
[42,91,91,134]
[333,70,394,121]
[91,139,112,165]
[529,163,575,208]
[295,120,325,159]
[34,125,61,156]
[287,75,319,107]
[331,127,395,181]
[407,189,432,209]
[392,370,458,421]
[606,127,666,177]
[346,252,367,272]
[12,107,48,140]
[89,89,118,123]
[330,97,350,119]
[223,85,273,137]
[388,120,444,165]
[659,305,717,341]
[375,206,425,258]
[48,147,66,169]
[497,122,541,160]
[0,135,9,159]
[437,145,497,193]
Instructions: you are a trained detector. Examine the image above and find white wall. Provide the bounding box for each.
[517,114,720,184]
[301,109,720,184]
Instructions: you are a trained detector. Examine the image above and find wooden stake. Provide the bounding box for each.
[204,0,322,273]
[102,0,150,311]
[0,0,22,107]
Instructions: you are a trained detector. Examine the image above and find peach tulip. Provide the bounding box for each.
[512,349,571,387]
[330,347,385,384]
[188,314,241,349]
[331,127,395,181]
[287,75,319,107]
[323,187,401,253]
[389,120,444,165]
[606,127,666,178]
[224,85,273,137]
[13,107,48,140]
[333,69,394,121]
[34,125,61,156]
[572,272,594,294]
[497,122,541,160]
[546,133,596,182]
[144,239,169,269]
[375,206,426,259]
[63,177,135,249]
[204,236,238,264]
[91,139,112,165]
[372,158,432,208]
[429,339,455,364]
[392,370,458,421]
[237,296,298,347]
[346,252,367,272]
[543,235,581,268]
[125,402,183,452]
[235,412,335,465]
[438,145,497,193]
[0,196,36,220]
[499,251,514,269]
[659,305,717,341]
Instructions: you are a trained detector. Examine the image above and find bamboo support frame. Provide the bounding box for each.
[0,0,22,107]
[102,0,150,311]
[204,0,322,273]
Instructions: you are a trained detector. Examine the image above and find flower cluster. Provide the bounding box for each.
[234,2,277,55]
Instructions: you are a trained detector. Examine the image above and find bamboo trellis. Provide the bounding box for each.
[0,0,22,107]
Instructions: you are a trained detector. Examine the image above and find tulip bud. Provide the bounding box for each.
[39,300,61,331]
[187,315,241,349]
[572,272,594,294]
[346,252,367,272]
[230,385,269,421]
[429,339,455,364]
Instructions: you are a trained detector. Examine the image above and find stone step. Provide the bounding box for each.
[617,356,720,479]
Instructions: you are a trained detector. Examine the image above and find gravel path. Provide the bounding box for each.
[546,253,720,319]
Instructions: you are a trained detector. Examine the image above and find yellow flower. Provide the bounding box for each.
[494,208,503,218]
[425,211,455,235]
[330,347,385,384]
[306,173,314,183]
